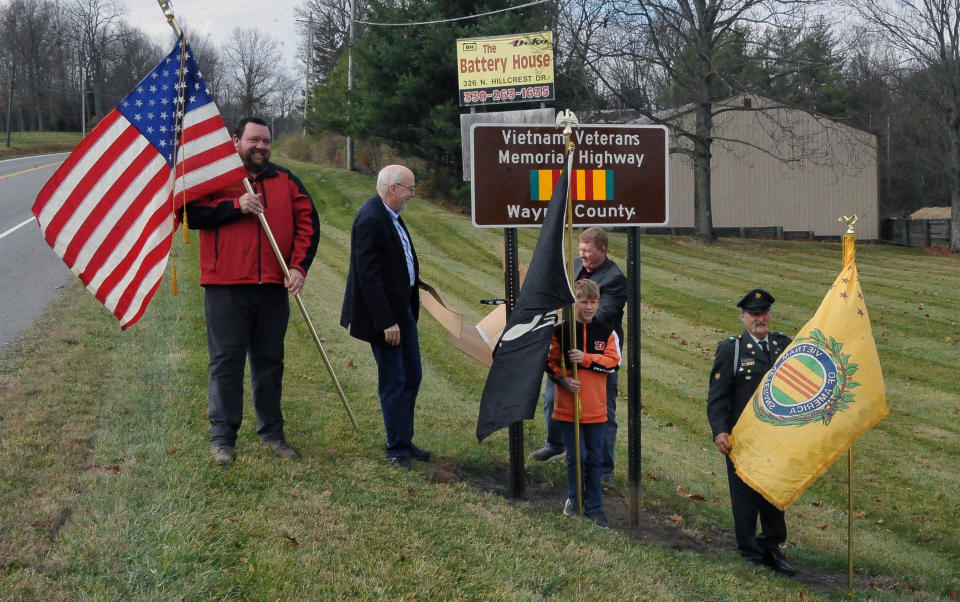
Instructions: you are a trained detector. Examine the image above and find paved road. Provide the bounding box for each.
[0,152,73,353]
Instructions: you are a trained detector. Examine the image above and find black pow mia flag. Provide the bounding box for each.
[476,165,574,442]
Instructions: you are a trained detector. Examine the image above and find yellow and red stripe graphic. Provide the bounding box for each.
[773,358,822,402]
[530,169,614,201]
[530,169,563,201]
[571,169,614,201]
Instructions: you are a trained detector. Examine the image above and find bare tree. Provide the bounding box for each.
[177,23,225,106]
[854,0,960,251]
[271,68,303,134]
[296,0,370,87]
[221,27,282,118]
[67,0,126,121]
[105,22,162,98]
[560,0,831,242]
[1,0,62,131]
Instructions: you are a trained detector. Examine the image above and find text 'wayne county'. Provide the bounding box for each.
[505,204,637,221]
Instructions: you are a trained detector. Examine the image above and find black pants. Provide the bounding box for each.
[726,458,787,561]
[205,284,290,446]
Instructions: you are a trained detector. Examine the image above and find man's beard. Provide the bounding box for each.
[243,152,267,172]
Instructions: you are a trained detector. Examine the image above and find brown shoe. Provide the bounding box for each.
[263,438,298,459]
[210,443,235,466]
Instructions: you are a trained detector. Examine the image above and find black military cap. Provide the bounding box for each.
[737,288,774,312]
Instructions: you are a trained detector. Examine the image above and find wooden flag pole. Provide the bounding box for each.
[840,214,858,593]
[158,0,184,295]
[557,110,581,514]
[244,178,360,433]
[848,446,854,591]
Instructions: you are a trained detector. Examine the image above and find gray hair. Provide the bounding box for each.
[376,165,411,196]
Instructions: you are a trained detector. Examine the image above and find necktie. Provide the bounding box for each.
[760,340,769,358]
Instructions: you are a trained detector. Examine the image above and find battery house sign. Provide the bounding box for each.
[457,32,555,107]
[471,124,669,228]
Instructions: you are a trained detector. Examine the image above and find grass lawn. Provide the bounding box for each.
[0,131,81,160]
[1,159,957,600]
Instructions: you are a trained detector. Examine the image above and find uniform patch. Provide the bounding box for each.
[754,329,859,426]
[594,341,605,351]
[740,358,756,368]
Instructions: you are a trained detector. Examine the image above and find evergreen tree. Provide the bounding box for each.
[309,0,553,195]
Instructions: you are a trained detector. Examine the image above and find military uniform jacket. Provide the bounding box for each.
[706,330,792,438]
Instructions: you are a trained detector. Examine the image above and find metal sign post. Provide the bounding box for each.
[504,227,524,498]
[627,229,642,525]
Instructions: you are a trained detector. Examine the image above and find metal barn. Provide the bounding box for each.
[643,95,878,239]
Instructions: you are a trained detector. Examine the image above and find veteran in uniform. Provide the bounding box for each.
[707,288,796,576]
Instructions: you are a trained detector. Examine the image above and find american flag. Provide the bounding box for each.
[33,41,245,329]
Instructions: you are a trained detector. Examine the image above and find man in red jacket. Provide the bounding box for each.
[184,117,320,466]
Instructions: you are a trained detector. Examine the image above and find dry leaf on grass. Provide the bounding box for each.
[676,486,706,501]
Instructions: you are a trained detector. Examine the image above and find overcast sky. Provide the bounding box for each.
[120,0,304,68]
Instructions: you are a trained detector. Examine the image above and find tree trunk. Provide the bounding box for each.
[950,109,960,252]
[693,100,715,243]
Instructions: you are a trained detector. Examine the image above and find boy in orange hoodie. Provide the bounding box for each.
[547,279,621,527]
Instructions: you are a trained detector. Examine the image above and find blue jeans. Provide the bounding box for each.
[543,372,618,476]
[559,421,605,515]
[370,308,422,458]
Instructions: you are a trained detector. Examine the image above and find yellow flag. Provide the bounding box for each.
[729,258,888,510]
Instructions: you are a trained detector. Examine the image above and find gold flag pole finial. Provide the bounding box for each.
[556,109,579,152]
[840,215,857,266]
[839,215,858,235]
[556,109,583,514]
[157,0,183,38]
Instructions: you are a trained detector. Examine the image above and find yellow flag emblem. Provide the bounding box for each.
[729,259,888,510]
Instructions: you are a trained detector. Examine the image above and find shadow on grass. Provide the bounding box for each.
[417,456,904,597]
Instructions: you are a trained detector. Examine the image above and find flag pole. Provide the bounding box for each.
[244,178,360,433]
[840,214,858,593]
[557,110,581,513]
[158,0,184,296]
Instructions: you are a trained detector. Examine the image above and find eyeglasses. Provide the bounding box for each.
[394,183,416,194]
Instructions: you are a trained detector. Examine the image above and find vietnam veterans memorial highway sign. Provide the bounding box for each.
[470,124,669,228]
